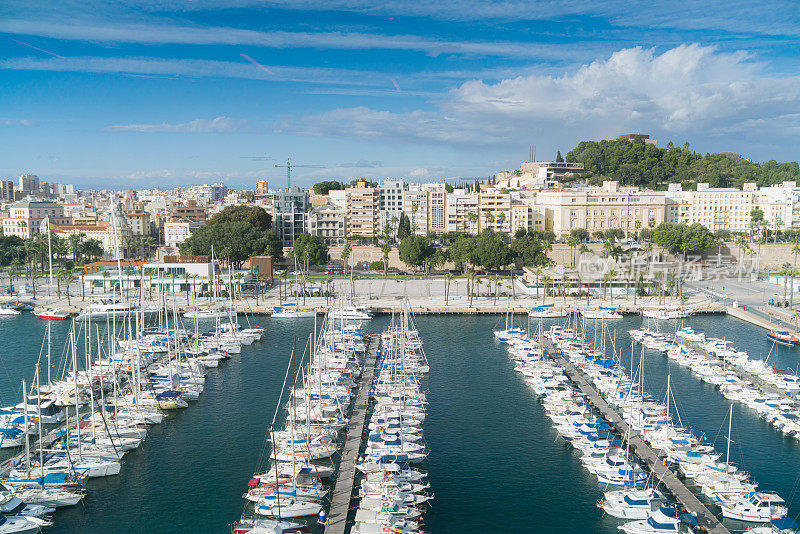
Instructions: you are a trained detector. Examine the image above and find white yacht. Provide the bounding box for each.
[329,306,372,320]
[580,307,623,320]
[77,299,135,320]
[271,304,316,318]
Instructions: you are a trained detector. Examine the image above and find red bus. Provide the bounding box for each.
[324,265,345,275]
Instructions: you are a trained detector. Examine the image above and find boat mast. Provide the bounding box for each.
[22,378,29,479]
[725,403,733,474]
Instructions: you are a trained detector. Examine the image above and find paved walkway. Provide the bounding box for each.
[544,338,730,534]
[326,335,380,534]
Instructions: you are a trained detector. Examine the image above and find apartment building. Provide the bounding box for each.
[170,200,208,221]
[345,182,380,240]
[665,183,754,232]
[403,186,430,236]
[308,203,346,245]
[510,195,545,234]
[0,180,13,202]
[445,191,480,233]
[2,200,71,238]
[273,188,308,247]
[755,181,800,230]
[479,190,512,233]
[379,179,404,232]
[537,181,666,237]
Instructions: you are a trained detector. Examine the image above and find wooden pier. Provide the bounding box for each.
[543,338,731,534]
[326,335,381,534]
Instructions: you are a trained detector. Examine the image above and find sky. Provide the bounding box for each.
[1,0,799,189]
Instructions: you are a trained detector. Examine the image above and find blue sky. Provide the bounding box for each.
[1,0,799,189]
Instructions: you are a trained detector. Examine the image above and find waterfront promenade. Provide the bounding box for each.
[326,335,380,534]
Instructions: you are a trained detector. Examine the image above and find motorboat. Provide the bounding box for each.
[0,306,21,316]
[581,307,623,320]
[642,308,691,320]
[329,306,372,320]
[529,304,568,318]
[746,518,800,534]
[271,304,317,318]
[182,307,230,320]
[767,330,799,347]
[77,299,135,320]
[618,507,692,533]
[599,488,664,519]
[717,492,788,522]
[33,309,70,320]
[232,518,312,534]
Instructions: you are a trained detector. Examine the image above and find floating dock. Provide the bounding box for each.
[542,338,731,534]
[326,335,381,534]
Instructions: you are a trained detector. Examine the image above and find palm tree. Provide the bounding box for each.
[300,275,310,305]
[604,268,618,304]
[567,236,579,267]
[541,275,551,304]
[792,237,800,309]
[561,275,569,306]
[324,275,334,305]
[58,269,75,306]
[532,268,542,299]
[444,273,455,305]
[466,271,477,306]
[279,269,290,304]
[774,217,783,243]
[101,270,110,294]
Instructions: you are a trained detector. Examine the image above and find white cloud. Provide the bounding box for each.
[0,56,384,87]
[1,118,36,126]
[280,45,800,145]
[104,116,247,133]
[0,18,608,60]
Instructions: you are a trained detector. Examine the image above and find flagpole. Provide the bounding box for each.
[46,217,53,294]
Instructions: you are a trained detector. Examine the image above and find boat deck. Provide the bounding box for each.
[0,415,75,476]
[326,335,381,534]
[542,338,731,534]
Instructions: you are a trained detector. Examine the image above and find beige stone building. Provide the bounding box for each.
[665,183,754,232]
[345,182,380,239]
[2,200,71,238]
[536,181,666,237]
[445,191,480,233]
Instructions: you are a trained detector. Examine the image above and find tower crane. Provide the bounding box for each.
[274,158,324,189]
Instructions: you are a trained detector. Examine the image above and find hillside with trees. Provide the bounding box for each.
[566,138,800,189]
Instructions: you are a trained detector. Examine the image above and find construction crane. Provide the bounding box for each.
[274,158,324,189]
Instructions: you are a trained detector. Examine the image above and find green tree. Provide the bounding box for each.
[447,235,476,272]
[397,213,412,240]
[341,239,352,274]
[510,233,549,267]
[471,229,514,271]
[81,239,104,263]
[293,233,329,272]
[398,236,434,272]
[181,222,282,267]
[210,205,272,230]
[312,181,344,195]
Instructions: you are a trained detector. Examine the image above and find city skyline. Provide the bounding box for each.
[2,0,800,188]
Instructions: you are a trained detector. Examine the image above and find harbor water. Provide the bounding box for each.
[0,312,799,532]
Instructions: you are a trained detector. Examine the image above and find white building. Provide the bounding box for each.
[378,179,405,233]
[164,220,204,248]
[495,161,585,189]
[665,183,755,233]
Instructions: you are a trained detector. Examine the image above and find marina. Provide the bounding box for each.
[0,310,796,532]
